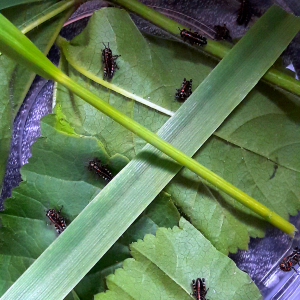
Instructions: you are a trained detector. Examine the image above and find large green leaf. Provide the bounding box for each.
[0,1,70,188]
[166,83,300,254]
[95,218,262,300]
[0,112,108,296]
[0,112,179,297]
[58,8,300,254]
[216,86,300,172]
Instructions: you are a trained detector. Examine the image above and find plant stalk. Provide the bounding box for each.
[20,0,81,34]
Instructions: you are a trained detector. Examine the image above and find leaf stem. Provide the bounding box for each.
[20,0,80,35]
[0,13,295,235]
[56,36,175,116]
[0,0,80,56]
[110,0,300,96]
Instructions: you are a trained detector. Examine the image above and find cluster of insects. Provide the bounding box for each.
[88,158,113,183]
[102,42,120,79]
[101,1,254,95]
[46,206,67,235]
[191,278,209,300]
[279,247,300,272]
[101,5,253,101]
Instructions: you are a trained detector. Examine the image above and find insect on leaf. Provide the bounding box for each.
[95,218,262,300]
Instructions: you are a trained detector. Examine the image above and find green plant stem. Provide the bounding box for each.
[20,0,80,34]
[0,13,295,235]
[0,0,80,56]
[110,0,300,96]
[263,67,300,93]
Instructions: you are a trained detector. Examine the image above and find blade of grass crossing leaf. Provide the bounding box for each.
[0,6,298,299]
[0,8,296,233]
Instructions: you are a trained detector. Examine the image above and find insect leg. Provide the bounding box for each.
[57,205,63,214]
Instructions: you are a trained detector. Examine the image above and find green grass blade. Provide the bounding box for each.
[0,6,299,299]
[56,35,175,117]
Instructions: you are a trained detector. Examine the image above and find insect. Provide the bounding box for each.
[237,0,252,26]
[46,206,67,235]
[178,27,207,46]
[279,247,300,272]
[88,158,113,182]
[102,43,120,79]
[191,278,209,300]
[214,24,232,41]
[175,78,192,102]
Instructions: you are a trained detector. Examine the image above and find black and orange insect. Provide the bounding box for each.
[102,43,120,79]
[237,0,252,26]
[214,24,232,41]
[178,28,207,46]
[279,247,300,272]
[191,278,209,300]
[46,206,67,235]
[88,158,113,182]
[175,78,192,102]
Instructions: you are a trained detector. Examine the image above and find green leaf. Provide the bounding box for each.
[0,113,109,296]
[0,1,70,187]
[0,0,49,10]
[167,84,300,254]
[95,218,262,300]
[0,113,179,297]
[216,86,300,173]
